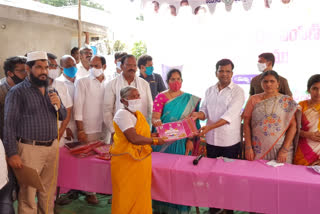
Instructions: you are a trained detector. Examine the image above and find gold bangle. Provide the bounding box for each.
[152,138,158,145]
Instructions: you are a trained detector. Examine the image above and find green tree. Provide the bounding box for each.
[113,40,127,52]
[131,41,147,59]
[39,0,104,10]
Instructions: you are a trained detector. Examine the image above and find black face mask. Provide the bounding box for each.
[11,74,24,85]
[30,72,49,87]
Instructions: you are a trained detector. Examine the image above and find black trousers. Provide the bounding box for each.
[206,143,240,214]
[206,142,240,159]
[0,168,15,214]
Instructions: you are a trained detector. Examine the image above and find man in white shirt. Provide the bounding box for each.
[57,55,78,143]
[192,59,245,214]
[47,53,73,147]
[76,46,93,78]
[103,54,153,143]
[73,55,107,205]
[0,139,10,213]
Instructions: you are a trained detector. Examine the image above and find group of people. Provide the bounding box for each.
[0,47,319,214]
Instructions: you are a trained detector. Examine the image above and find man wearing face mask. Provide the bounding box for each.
[73,55,107,204]
[47,53,73,147]
[3,51,66,214]
[103,54,153,144]
[249,52,292,96]
[138,54,166,100]
[0,56,27,214]
[76,46,93,78]
[56,55,78,144]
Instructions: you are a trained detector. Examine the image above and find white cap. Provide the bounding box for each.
[27,51,48,62]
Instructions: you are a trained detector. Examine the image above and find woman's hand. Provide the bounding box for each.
[245,147,255,161]
[152,119,162,127]
[309,131,320,142]
[277,148,288,163]
[185,139,194,155]
[311,159,320,166]
[156,137,166,145]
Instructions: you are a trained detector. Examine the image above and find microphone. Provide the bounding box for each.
[48,86,58,111]
[193,154,204,165]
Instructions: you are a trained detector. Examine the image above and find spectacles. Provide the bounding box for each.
[48,63,60,69]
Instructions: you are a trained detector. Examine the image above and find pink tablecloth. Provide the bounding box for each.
[58,148,320,214]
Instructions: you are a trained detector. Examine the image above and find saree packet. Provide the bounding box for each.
[93,145,111,161]
[308,165,320,174]
[156,118,198,142]
[66,141,105,158]
[266,160,284,167]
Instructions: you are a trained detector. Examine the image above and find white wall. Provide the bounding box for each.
[0,17,73,78]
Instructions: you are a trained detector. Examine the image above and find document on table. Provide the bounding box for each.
[13,164,45,192]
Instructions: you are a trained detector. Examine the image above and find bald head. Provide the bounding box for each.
[60,55,76,69]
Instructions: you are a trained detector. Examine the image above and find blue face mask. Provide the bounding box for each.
[63,67,78,78]
[145,66,154,76]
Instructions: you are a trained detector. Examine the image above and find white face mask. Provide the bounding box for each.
[90,68,104,77]
[116,61,122,70]
[125,98,142,113]
[48,68,61,79]
[257,63,267,72]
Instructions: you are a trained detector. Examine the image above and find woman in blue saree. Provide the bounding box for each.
[152,69,201,214]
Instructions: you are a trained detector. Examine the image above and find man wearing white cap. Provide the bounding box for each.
[3,51,67,214]
[47,53,73,147]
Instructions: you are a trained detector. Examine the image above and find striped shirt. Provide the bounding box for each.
[0,77,10,140]
[3,78,67,157]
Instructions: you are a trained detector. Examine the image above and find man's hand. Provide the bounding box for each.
[8,155,23,169]
[185,139,194,155]
[65,128,74,141]
[198,125,211,137]
[49,92,61,110]
[77,130,87,143]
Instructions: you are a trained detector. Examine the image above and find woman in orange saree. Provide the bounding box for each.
[110,86,165,214]
[294,74,320,166]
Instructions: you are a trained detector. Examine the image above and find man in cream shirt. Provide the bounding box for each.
[103,54,153,143]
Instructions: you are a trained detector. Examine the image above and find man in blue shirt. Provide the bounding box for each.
[138,54,166,100]
[3,51,66,214]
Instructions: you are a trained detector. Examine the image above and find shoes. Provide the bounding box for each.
[55,195,73,206]
[85,194,99,205]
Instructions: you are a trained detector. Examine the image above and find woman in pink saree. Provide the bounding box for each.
[294,74,320,166]
[243,70,298,163]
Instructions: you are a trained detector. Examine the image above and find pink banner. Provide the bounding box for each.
[58,148,320,213]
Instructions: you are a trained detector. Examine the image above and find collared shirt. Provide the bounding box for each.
[56,74,77,137]
[249,73,292,96]
[200,82,245,147]
[56,74,76,98]
[76,62,89,78]
[3,78,67,157]
[103,73,153,133]
[0,139,8,189]
[139,73,167,100]
[74,74,105,134]
[0,77,10,140]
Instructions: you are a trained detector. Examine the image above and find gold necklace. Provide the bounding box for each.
[263,94,278,116]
